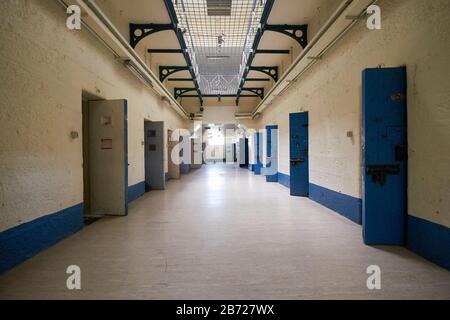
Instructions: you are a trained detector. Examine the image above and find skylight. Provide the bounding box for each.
[173,0,266,96]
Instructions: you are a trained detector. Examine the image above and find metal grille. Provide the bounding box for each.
[173,0,266,95]
[206,0,232,16]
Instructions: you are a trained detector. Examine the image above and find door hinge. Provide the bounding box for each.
[395,144,408,161]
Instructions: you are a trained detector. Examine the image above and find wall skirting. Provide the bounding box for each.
[274,173,450,270]
[0,180,148,274]
[407,215,450,271]
[0,203,84,274]
[309,183,362,225]
[277,172,290,189]
[266,173,278,182]
[128,181,145,203]
[275,172,361,224]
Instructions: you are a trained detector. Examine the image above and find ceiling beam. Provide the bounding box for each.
[168,78,194,82]
[237,0,275,100]
[256,49,290,54]
[148,49,289,54]
[245,78,270,82]
[147,49,183,54]
[179,95,260,98]
[163,0,203,105]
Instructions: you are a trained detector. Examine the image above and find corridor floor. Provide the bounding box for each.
[1,164,449,299]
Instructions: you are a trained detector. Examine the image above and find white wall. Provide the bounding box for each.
[0,0,189,232]
[255,0,450,228]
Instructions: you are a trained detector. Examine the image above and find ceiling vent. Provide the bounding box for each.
[206,0,232,16]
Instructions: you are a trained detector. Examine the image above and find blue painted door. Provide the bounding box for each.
[266,125,278,182]
[289,112,309,196]
[362,67,407,245]
[254,131,262,175]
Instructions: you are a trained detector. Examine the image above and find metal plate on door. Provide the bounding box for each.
[366,165,400,186]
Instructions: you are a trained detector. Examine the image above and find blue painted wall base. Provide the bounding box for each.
[266,174,278,182]
[128,181,145,203]
[278,172,290,189]
[0,203,84,274]
[1,180,147,274]
[273,173,449,270]
[276,173,361,224]
[309,183,362,225]
[407,215,450,270]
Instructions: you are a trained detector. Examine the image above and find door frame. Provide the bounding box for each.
[265,125,278,182]
[167,129,181,179]
[85,98,128,216]
[362,66,407,245]
[144,120,165,190]
[254,131,262,175]
[289,112,309,197]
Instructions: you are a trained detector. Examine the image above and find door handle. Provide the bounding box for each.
[366,165,400,186]
[290,158,305,166]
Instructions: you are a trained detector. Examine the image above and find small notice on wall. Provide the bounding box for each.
[101,139,113,150]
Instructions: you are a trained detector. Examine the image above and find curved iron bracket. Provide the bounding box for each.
[265,24,308,49]
[249,66,278,82]
[130,23,174,48]
[243,87,265,99]
[174,88,197,100]
[235,87,264,106]
[159,66,191,82]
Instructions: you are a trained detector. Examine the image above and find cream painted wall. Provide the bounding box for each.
[203,106,237,124]
[0,0,189,232]
[255,0,450,228]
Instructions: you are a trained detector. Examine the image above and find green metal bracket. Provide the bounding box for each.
[242,87,265,99]
[129,24,174,48]
[174,88,198,100]
[245,78,270,82]
[159,66,191,82]
[256,49,290,54]
[147,49,183,54]
[168,78,195,82]
[249,66,278,82]
[235,88,265,106]
[265,24,308,49]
